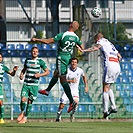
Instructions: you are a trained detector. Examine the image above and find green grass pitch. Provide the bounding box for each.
[0,120,133,133]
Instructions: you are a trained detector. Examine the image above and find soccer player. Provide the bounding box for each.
[0,53,18,123]
[31,21,84,113]
[56,57,88,122]
[17,47,49,124]
[83,33,122,119]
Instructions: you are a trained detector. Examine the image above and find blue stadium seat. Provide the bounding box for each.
[10,51,19,57]
[41,105,48,112]
[121,77,129,84]
[6,91,11,98]
[37,97,44,102]
[116,84,123,91]
[16,44,25,50]
[4,84,11,91]
[31,105,39,112]
[50,63,56,70]
[78,105,87,112]
[1,50,9,57]
[20,57,26,64]
[3,77,9,84]
[121,58,128,64]
[129,91,133,98]
[129,58,133,64]
[123,44,131,51]
[33,44,42,50]
[7,44,15,50]
[42,44,51,50]
[49,105,58,113]
[25,44,32,51]
[39,77,46,84]
[48,70,53,77]
[119,71,126,77]
[39,51,45,57]
[114,44,122,52]
[125,51,133,58]
[115,77,120,83]
[120,91,127,98]
[13,105,20,113]
[88,105,96,112]
[19,51,26,57]
[51,43,57,50]
[123,63,131,71]
[123,97,131,105]
[127,70,133,77]
[125,84,132,91]
[45,97,54,102]
[126,105,133,112]
[0,43,4,49]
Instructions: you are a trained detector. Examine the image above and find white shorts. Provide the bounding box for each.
[103,62,120,84]
[60,90,79,104]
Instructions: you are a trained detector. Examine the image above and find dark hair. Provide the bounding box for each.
[71,57,78,63]
[31,46,39,52]
[0,53,2,56]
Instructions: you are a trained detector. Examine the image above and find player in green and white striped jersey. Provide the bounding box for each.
[17,47,49,124]
[31,21,84,113]
[0,53,18,124]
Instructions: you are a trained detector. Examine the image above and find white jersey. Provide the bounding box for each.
[66,67,84,92]
[96,38,121,83]
[60,67,84,104]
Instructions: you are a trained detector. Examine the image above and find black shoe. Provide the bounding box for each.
[56,119,60,122]
[103,112,110,119]
[108,108,118,114]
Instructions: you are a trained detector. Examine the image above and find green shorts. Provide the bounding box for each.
[0,85,3,100]
[56,53,71,75]
[21,84,38,101]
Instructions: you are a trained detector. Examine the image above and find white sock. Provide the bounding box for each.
[108,89,116,109]
[56,108,62,120]
[103,92,109,113]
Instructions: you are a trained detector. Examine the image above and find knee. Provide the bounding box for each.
[60,103,65,109]
[21,97,27,102]
[0,100,3,106]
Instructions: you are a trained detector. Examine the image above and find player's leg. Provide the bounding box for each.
[0,86,4,123]
[56,92,68,122]
[70,96,79,122]
[102,82,110,119]
[17,85,28,122]
[19,86,38,124]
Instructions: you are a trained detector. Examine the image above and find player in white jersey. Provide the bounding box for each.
[56,58,88,122]
[83,33,122,119]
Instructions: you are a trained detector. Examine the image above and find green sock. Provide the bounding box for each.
[46,77,58,91]
[61,82,73,104]
[25,104,32,117]
[20,101,27,112]
[0,105,4,119]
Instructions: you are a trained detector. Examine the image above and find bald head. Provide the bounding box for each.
[70,21,79,32]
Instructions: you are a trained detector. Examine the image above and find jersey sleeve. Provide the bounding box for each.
[80,69,85,77]
[40,59,47,70]
[54,32,64,42]
[3,65,10,73]
[76,36,82,46]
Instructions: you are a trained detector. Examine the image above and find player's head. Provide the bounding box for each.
[70,21,79,31]
[94,32,104,42]
[31,46,39,58]
[0,53,2,63]
[70,57,78,69]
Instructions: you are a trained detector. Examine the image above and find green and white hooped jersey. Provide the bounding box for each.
[54,31,82,55]
[24,57,47,86]
[0,63,10,85]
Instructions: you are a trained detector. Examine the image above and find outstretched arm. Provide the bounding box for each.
[76,44,84,52]
[31,38,55,44]
[83,44,101,52]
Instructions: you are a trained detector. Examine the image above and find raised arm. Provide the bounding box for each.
[31,38,55,44]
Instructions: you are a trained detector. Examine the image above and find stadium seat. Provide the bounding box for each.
[120,90,127,98]
[115,77,120,83]
[0,43,4,49]
[129,91,133,98]
[50,63,56,70]
[123,63,131,71]
[19,51,26,57]
[13,105,20,113]
[6,91,11,98]
[7,44,15,50]
[39,77,46,84]
[129,58,133,64]
[1,50,9,57]
[119,71,126,77]
[10,51,19,57]
[125,51,133,58]
[16,44,25,50]
[3,83,11,91]
[49,105,58,113]
[39,51,45,57]
[123,97,131,105]
[3,77,10,84]
[121,77,129,84]
[116,84,123,91]
[127,70,133,77]
[114,44,122,52]
[123,44,131,51]
[125,84,132,91]
[20,57,26,64]
[51,43,57,50]
[126,105,133,112]
[42,44,51,50]
[31,105,39,112]
[88,105,96,112]
[121,58,128,64]
[45,97,54,102]
[37,97,44,102]
[25,44,32,51]
[33,44,42,50]
[78,105,87,112]
[41,105,48,112]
